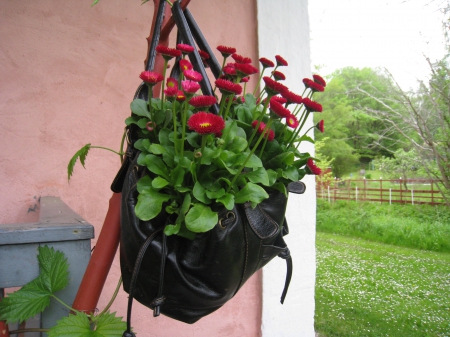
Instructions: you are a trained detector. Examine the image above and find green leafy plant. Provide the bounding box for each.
[0,246,126,336]
[69,44,327,238]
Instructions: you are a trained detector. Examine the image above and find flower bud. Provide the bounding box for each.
[194,151,202,158]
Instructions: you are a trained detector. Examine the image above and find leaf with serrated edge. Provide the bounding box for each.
[67,144,91,181]
[95,311,127,337]
[48,312,92,337]
[38,246,69,293]
[0,279,50,324]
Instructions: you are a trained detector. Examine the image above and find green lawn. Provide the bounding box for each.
[315,232,450,337]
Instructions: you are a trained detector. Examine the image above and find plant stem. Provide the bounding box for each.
[172,101,178,156]
[161,59,169,112]
[9,328,49,334]
[181,101,188,157]
[98,277,122,317]
[253,68,266,96]
[51,294,79,313]
[246,97,271,150]
[223,95,234,120]
[119,129,126,163]
[90,146,124,156]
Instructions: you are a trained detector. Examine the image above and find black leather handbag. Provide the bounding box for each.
[112,1,305,334]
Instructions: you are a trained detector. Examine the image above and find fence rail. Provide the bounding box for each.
[316,179,447,206]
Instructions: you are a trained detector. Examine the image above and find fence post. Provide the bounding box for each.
[389,188,392,205]
[327,186,330,203]
[400,178,403,204]
[380,178,383,203]
[356,186,358,202]
[431,180,434,204]
[411,189,414,205]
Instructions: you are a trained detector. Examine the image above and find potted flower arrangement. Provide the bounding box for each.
[123,43,326,239]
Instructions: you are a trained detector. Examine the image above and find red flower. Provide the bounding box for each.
[263,76,288,96]
[166,77,178,88]
[313,74,327,87]
[259,57,275,68]
[156,45,182,60]
[182,80,201,94]
[303,78,324,92]
[270,99,291,118]
[240,76,250,83]
[234,63,258,76]
[281,90,302,104]
[188,95,217,109]
[179,59,193,71]
[275,55,288,66]
[146,121,156,131]
[177,43,195,54]
[176,90,186,102]
[198,50,210,60]
[188,112,225,135]
[139,71,163,85]
[223,63,236,76]
[184,69,203,82]
[270,95,287,105]
[251,120,275,141]
[272,70,286,81]
[215,78,242,95]
[316,119,325,133]
[286,114,299,128]
[302,98,323,112]
[217,45,236,57]
[164,86,178,100]
[306,158,322,175]
[231,53,252,64]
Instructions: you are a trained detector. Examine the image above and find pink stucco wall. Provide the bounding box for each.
[0,0,262,335]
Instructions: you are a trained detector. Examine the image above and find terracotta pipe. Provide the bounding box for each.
[71,193,122,313]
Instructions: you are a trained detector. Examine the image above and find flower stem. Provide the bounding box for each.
[119,129,126,163]
[181,102,188,157]
[246,96,271,150]
[98,277,122,317]
[223,95,234,120]
[172,101,178,156]
[161,59,169,112]
[253,68,266,96]
[90,146,124,156]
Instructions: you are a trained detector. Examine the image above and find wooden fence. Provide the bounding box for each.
[316,179,447,206]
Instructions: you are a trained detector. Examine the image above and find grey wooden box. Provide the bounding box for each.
[0,196,94,336]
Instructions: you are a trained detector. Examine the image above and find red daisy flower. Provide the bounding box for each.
[316,119,325,133]
[270,95,287,105]
[263,76,288,96]
[146,121,156,131]
[240,76,250,83]
[182,80,201,94]
[184,69,203,82]
[234,63,258,76]
[231,53,252,64]
[215,78,242,95]
[223,63,236,76]
[275,55,288,66]
[281,90,302,105]
[302,97,323,112]
[177,43,195,54]
[313,74,327,87]
[188,112,225,135]
[188,95,217,109]
[217,45,236,57]
[270,99,291,118]
[139,71,164,85]
[251,120,275,141]
[259,57,275,68]
[156,45,182,60]
[306,158,322,175]
[272,70,286,81]
[303,78,324,92]
[164,86,178,100]
[176,90,186,102]
[198,50,210,60]
[286,114,299,128]
[179,59,193,71]
[166,77,178,88]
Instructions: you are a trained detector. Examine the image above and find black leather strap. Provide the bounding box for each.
[278,247,293,304]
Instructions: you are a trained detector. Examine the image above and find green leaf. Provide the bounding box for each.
[236,153,263,168]
[170,165,185,187]
[164,223,181,236]
[271,182,287,196]
[234,182,269,205]
[265,152,295,169]
[48,312,91,337]
[152,177,169,189]
[243,167,269,185]
[267,169,278,186]
[137,175,152,193]
[67,144,91,181]
[144,154,170,180]
[297,134,315,144]
[205,188,225,199]
[193,182,211,204]
[149,144,167,155]
[227,137,248,153]
[159,128,172,146]
[0,279,50,324]
[130,99,150,118]
[282,165,299,181]
[185,204,218,233]
[95,311,127,337]
[135,189,172,221]
[37,246,69,293]
[91,0,99,6]
[216,193,235,210]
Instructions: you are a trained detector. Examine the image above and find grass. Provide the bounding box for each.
[315,232,450,337]
[316,199,450,252]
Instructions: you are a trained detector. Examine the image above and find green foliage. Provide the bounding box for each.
[67,144,91,181]
[0,246,69,324]
[316,232,450,337]
[0,246,126,336]
[316,199,450,252]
